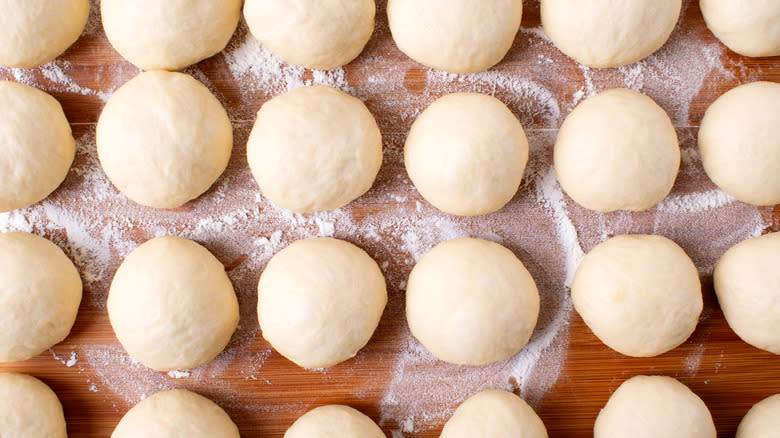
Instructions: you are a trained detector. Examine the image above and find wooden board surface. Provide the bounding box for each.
[1,1,780,437]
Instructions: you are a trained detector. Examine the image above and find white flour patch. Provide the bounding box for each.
[657,190,735,214]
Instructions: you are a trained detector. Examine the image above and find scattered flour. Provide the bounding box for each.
[657,189,736,214]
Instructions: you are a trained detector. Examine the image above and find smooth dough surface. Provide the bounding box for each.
[0,373,67,438]
[737,394,780,438]
[258,238,387,369]
[112,389,239,438]
[405,93,529,216]
[595,375,715,438]
[700,0,780,57]
[101,0,241,71]
[406,238,539,366]
[0,232,82,363]
[244,0,375,70]
[0,81,76,213]
[387,0,523,73]
[698,81,780,206]
[285,405,384,438]
[0,0,89,68]
[541,0,681,68]
[554,88,680,212]
[714,232,780,354]
[97,71,233,209]
[247,85,382,213]
[572,235,702,357]
[107,236,238,371]
[441,390,548,438]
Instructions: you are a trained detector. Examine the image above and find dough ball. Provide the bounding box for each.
[737,394,780,438]
[541,0,681,68]
[714,232,780,354]
[0,0,89,68]
[101,0,241,71]
[405,93,529,216]
[0,232,82,363]
[406,238,540,366]
[387,0,523,74]
[594,375,715,438]
[441,390,548,438]
[700,0,780,57]
[572,234,702,357]
[698,81,780,206]
[247,85,382,213]
[244,0,375,70]
[112,389,239,438]
[0,82,76,213]
[107,236,238,371]
[258,238,387,369]
[554,88,680,212]
[97,71,233,209]
[285,405,384,438]
[0,373,67,438]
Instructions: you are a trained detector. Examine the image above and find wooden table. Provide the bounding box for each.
[1,1,779,436]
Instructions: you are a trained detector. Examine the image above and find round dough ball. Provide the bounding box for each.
[0,0,89,68]
[0,82,76,213]
[441,390,548,438]
[0,373,67,438]
[112,389,239,438]
[107,236,238,371]
[258,238,387,369]
[97,71,233,209]
[698,81,780,206]
[594,375,715,438]
[700,0,780,57]
[406,238,540,366]
[387,0,523,74]
[285,405,384,438]
[244,0,375,70]
[541,0,681,68]
[247,85,382,213]
[572,235,702,357]
[714,232,780,354]
[405,93,529,216]
[737,394,780,438]
[554,88,680,212]
[0,232,82,363]
[101,0,241,71]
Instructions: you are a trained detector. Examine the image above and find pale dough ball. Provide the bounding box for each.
[714,232,780,354]
[97,71,233,209]
[698,81,780,206]
[0,373,67,438]
[244,0,375,70]
[0,232,82,363]
[700,0,780,57]
[737,394,780,438]
[112,389,239,438]
[258,238,387,369]
[595,375,715,438]
[285,405,384,438]
[572,235,702,357]
[441,390,548,438]
[0,0,89,68]
[107,236,239,371]
[0,82,76,213]
[101,0,241,71]
[387,0,523,74]
[541,0,681,68]
[247,85,382,213]
[554,88,680,212]
[404,93,529,216]
[406,238,540,366]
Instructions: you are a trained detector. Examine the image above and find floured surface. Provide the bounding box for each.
[0,1,778,437]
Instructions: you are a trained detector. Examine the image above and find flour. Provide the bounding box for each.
[657,189,736,214]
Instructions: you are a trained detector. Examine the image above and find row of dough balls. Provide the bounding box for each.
[1,1,777,73]
[2,372,779,437]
